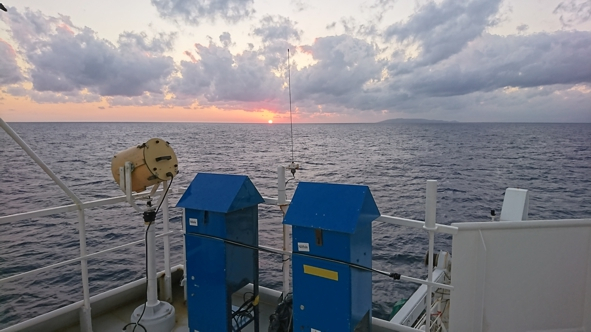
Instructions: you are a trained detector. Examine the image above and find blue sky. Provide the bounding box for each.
[0,0,590,122]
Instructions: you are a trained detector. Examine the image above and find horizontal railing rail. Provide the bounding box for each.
[0,230,176,285]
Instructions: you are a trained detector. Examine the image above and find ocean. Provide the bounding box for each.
[1,122,590,328]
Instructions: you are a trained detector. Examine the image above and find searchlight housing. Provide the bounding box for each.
[111,138,178,193]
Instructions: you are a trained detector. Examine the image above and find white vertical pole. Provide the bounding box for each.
[161,180,172,303]
[77,209,93,332]
[278,166,291,295]
[119,167,126,192]
[424,180,438,332]
[125,162,133,203]
[278,166,287,205]
[123,162,142,213]
[146,223,159,308]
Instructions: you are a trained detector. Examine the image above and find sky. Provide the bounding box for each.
[0,0,590,123]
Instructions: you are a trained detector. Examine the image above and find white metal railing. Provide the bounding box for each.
[0,118,182,332]
[1,118,91,331]
[1,118,456,332]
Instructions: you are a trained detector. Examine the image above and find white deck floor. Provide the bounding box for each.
[63,280,278,332]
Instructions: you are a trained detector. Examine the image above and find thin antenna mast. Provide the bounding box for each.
[287,49,298,177]
[288,49,294,163]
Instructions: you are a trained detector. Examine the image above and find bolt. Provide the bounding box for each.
[300,305,304,310]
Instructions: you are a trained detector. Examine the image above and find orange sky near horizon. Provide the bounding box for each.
[0,95,290,123]
[0,94,374,123]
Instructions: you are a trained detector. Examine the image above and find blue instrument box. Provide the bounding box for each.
[284,182,380,332]
[177,173,264,332]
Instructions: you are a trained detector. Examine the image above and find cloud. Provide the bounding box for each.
[150,0,254,26]
[107,93,171,107]
[293,35,383,100]
[398,31,591,98]
[167,20,590,121]
[338,17,379,39]
[170,34,285,110]
[516,24,529,33]
[219,31,233,47]
[366,0,398,23]
[554,0,591,26]
[2,8,175,101]
[5,86,102,103]
[0,40,23,85]
[280,30,591,122]
[117,31,177,53]
[170,17,304,110]
[290,0,309,12]
[252,15,302,43]
[385,0,503,67]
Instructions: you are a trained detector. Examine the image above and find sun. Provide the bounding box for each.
[268,120,273,124]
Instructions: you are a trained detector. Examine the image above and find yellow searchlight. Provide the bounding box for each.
[111,138,178,192]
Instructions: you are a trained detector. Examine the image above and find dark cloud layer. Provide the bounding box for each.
[151,0,254,26]
[0,40,23,85]
[400,31,591,98]
[292,30,591,115]
[385,0,502,67]
[2,8,175,101]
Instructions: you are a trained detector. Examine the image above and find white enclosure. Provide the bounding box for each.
[500,188,530,221]
[449,219,591,332]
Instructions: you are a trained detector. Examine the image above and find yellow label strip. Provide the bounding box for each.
[303,264,339,281]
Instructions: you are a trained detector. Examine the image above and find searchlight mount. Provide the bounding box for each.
[111,138,178,332]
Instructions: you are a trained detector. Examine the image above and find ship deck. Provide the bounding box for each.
[52,267,401,332]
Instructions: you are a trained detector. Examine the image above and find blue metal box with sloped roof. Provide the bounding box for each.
[177,173,264,332]
[283,181,380,332]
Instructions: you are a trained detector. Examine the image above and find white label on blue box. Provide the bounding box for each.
[311,328,321,332]
[189,218,198,226]
[298,242,310,252]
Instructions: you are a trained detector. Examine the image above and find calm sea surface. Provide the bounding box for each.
[1,122,590,327]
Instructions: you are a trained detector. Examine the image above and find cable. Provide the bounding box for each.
[191,232,401,280]
[232,293,256,331]
[131,176,175,332]
[122,322,147,332]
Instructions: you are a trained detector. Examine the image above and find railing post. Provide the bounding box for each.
[424,180,437,331]
[77,209,93,332]
[161,180,173,303]
[278,166,291,295]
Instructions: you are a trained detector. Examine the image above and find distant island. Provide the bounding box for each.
[378,118,460,124]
